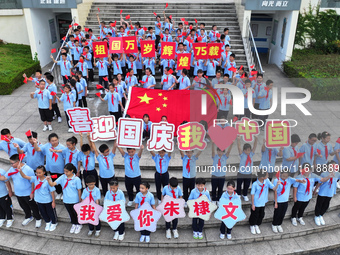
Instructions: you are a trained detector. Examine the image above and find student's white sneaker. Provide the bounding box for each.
[250,226,256,235]
[60,194,63,200]
[272,225,278,233]
[198,232,203,239]
[6,220,14,228]
[166,229,171,239]
[43,126,48,132]
[0,219,5,227]
[145,236,150,243]
[55,193,61,200]
[314,216,321,226]
[48,125,52,131]
[53,116,55,120]
[45,222,51,231]
[193,231,198,239]
[255,225,261,234]
[49,223,57,231]
[68,128,73,133]
[205,138,210,143]
[139,235,146,242]
[319,216,325,225]
[74,224,82,234]
[158,199,162,205]
[58,117,62,123]
[95,230,101,237]
[173,229,179,239]
[277,225,283,233]
[118,233,125,241]
[291,218,297,226]
[227,234,232,239]
[127,201,133,207]
[70,224,77,234]
[35,219,42,228]
[113,231,119,240]
[337,182,340,189]
[297,217,305,226]
[22,217,34,226]
[217,201,220,207]
[88,230,94,236]
[219,233,225,239]
[243,195,249,202]
[184,202,188,208]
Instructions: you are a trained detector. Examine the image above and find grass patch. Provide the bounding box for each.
[0,43,41,95]
[283,49,340,100]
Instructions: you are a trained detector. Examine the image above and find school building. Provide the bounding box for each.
[0,0,339,69]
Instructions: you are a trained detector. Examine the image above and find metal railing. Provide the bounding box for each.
[243,18,265,74]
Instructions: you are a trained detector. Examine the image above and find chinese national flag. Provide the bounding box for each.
[193,43,208,59]
[123,36,138,53]
[140,40,155,58]
[207,43,222,59]
[125,88,217,131]
[177,53,191,70]
[93,41,108,58]
[161,42,176,59]
[109,37,123,54]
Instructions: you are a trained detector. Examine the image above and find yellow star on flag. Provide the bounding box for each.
[156,107,161,112]
[138,93,153,104]
[163,103,167,108]
[158,93,163,96]
[163,96,168,101]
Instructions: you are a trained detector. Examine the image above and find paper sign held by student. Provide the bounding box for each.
[207,43,222,59]
[74,197,103,226]
[187,195,217,221]
[147,121,175,152]
[109,37,123,54]
[90,115,117,141]
[214,197,246,229]
[193,43,209,59]
[140,40,155,58]
[99,199,130,230]
[156,195,186,222]
[123,36,138,53]
[117,118,143,148]
[161,42,176,59]
[66,108,93,134]
[177,122,207,151]
[130,202,161,232]
[177,53,191,70]
[265,120,291,148]
[235,117,259,142]
[93,41,108,58]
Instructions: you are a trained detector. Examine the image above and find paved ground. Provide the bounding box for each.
[0,63,339,168]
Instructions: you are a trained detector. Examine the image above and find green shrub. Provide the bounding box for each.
[0,43,41,95]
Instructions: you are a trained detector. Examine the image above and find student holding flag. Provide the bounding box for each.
[0,128,25,157]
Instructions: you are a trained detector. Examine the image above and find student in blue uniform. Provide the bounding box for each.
[0,129,25,157]
[241,79,256,119]
[217,88,232,119]
[211,142,233,203]
[51,53,72,84]
[316,132,336,169]
[99,83,124,122]
[94,57,111,89]
[257,80,274,128]
[91,140,116,195]
[60,136,81,177]
[45,74,62,122]
[236,135,258,201]
[162,177,183,239]
[251,73,265,119]
[56,84,76,133]
[189,178,211,240]
[18,165,57,231]
[282,134,301,177]
[76,71,88,107]
[161,67,176,90]
[259,139,283,180]
[14,131,44,172]
[104,179,126,241]
[0,154,41,227]
[33,133,66,199]
[177,69,191,90]
[142,68,156,89]
[116,145,144,206]
[249,169,279,235]
[149,149,172,203]
[81,175,101,237]
[112,54,123,76]
[0,167,13,228]
[142,114,152,140]
[299,133,320,167]
[204,59,220,79]
[135,182,156,243]
[209,25,219,42]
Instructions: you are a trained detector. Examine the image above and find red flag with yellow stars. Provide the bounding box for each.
[125,87,217,131]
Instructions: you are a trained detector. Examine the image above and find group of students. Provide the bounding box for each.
[1,125,340,242]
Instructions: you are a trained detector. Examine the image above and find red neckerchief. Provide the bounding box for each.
[32,177,44,194]
[51,146,58,161]
[186,158,191,173]
[258,182,265,198]
[63,177,72,190]
[129,157,134,170]
[310,145,314,160]
[85,155,89,171]
[87,187,94,202]
[268,149,272,162]
[8,169,19,176]
[104,156,109,169]
[38,90,44,100]
[280,179,287,196]
[245,154,251,166]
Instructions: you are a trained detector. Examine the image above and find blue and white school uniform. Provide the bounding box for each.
[274,177,296,203]
[252,82,265,105]
[219,94,232,112]
[192,77,206,90]
[152,154,171,175]
[193,60,204,76]
[59,92,75,111]
[62,148,80,171]
[315,142,334,166]
[333,142,340,164]
[77,152,96,172]
[143,59,156,75]
[142,75,156,88]
[0,168,9,199]
[188,188,211,201]
[259,148,279,174]
[96,60,110,77]
[238,152,255,175]
[123,153,141,178]
[299,142,318,166]
[76,62,88,77]
[135,191,155,207]
[161,59,175,72]
[103,92,121,113]
[97,153,115,179]
[161,74,175,90]
[178,75,191,90]
[41,143,66,174]
[318,172,340,198]
[5,165,35,197]
[242,88,255,109]
[282,146,300,173]
[0,137,25,157]
[30,177,55,204]
[33,89,52,109]
[162,185,183,198]
[125,75,138,91]
[57,60,72,76]
[251,179,275,207]
[205,60,219,76]
[81,186,101,202]
[55,174,82,204]
[293,173,320,202]
[104,189,125,201]
[182,155,198,179]
[209,30,219,42]
[22,142,44,171]
[211,155,228,177]
[113,60,123,75]
[258,89,273,110]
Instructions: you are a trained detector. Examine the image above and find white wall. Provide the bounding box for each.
[300,0,321,11]
[0,10,30,45]
[24,8,60,67]
[269,10,299,69]
[249,18,273,51]
[234,0,251,37]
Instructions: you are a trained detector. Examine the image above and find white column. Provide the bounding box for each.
[23,8,37,60]
[285,10,299,62]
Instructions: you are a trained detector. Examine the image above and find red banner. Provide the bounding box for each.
[161,42,176,59]
[177,53,191,70]
[93,41,108,58]
[193,43,208,59]
[140,40,155,58]
[207,43,222,59]
[109,37,123,54]
[123,36,138,53]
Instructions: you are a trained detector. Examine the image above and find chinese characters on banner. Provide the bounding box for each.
[130,202,162,232]
[177,122,207,151]
[117,118,144,148]
[265,120,291,148]
[109,37,123,53]
[156,195,186,222]
[214,197,246,229]
[187,195,217,221]
[99,200,130,230]
[140,40,155,58]
[207,43,222,59]
[193,43,208,59]
[91,115,117,141]
[147,122,175,152]
[235,117,259,142]
[122,36,138,53]
[73,197,103,225]
[92,41,108,58]
[66,108,93,133]
[176,53,191,70]
[261,0,289,7]
[161,42,176,59]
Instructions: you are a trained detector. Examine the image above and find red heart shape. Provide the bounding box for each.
[208,126,237,151]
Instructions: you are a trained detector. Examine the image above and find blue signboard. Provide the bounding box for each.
[245,0,302,11]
